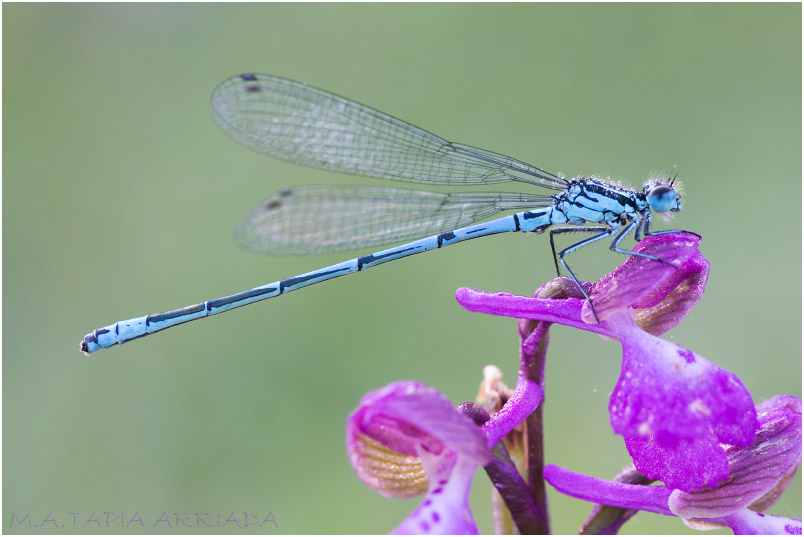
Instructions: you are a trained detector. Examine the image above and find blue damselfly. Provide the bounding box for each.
[80,73,683,355]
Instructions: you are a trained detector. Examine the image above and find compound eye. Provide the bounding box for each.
[647,185,677,212]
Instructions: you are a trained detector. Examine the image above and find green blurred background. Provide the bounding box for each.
[3,3,801,534]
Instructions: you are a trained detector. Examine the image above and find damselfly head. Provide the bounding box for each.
[644,174,683,214]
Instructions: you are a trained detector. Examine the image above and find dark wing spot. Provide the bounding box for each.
[265,200,282,210]
[245,85,261,93]
[240,73,257,81]
[280,189,294,197]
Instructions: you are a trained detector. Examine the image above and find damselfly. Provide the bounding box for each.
[80,73,683,355]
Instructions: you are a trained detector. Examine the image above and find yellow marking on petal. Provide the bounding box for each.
[352,433,428,498]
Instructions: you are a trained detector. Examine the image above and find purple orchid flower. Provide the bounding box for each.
[455,233,759,492]
[345,232,798,533]
[544,394,802,535]
[346,379,542,534]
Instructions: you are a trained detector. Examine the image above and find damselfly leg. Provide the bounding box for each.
[549,216,682,322]
[638,208,688,242]
[550,226,617,322]
[608,218,675,267]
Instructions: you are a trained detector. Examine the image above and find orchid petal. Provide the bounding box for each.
[606,312,757,491]
[587,233,702,325]
[347,381,492,499]
[481,379,542,448]
[455,287,613,337]
[543,464,673,516]
[668,408,802,517]
[392,452,480,534]
[719,509,803,535]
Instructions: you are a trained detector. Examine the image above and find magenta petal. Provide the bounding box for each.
[757,394,803,415]
[668,408,803,517]
[625,432,728,492]
[750,395,804,511]
[347,381,496,534]
[719,510,803,535]
[454,288,613,337]
[543,464,674,516]
[633,245,708,310]
[545,464,803,535]
[392,453,480,535]
[347,381,492,500]
[633,250,710,335]
[481,380,543,447]
[589,233,702,321]
[457,234,707,335]
[608,315,757,491]
[610,317,756,444]
[349,381,492,465]
[625,233,705,309]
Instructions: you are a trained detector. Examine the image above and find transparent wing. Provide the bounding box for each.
[212,73,568,190]
[234,185,555,255]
